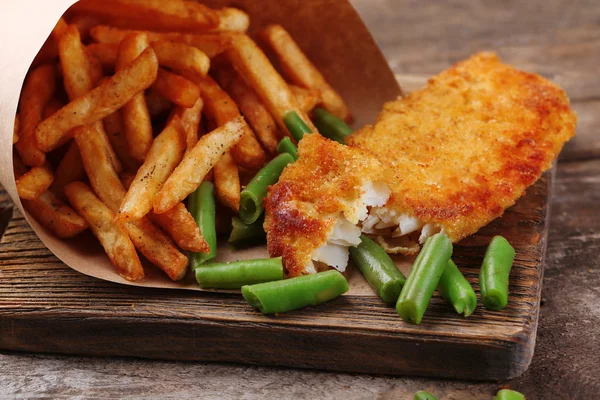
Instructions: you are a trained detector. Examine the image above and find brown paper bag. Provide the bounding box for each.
[0,0,404,292]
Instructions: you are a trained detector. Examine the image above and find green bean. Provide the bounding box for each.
[187,181,216,269]
[277,137,298,160]
[242,270,349,314]
[396,233,452,324]
[349,235,406,303]
[437,259,477,317]
[195,257,283,289]
[283,110,312,141]
[414,391,438,400]
[494,389,525,400]
[239,153,294,224]
[479,236,515,310]
[228,215,266,248]
[313,107,353,144]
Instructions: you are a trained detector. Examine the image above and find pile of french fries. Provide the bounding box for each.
[12,0,351,282]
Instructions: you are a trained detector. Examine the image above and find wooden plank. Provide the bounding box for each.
[0,171,550,380]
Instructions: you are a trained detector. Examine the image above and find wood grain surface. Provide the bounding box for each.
[1,0,599,399]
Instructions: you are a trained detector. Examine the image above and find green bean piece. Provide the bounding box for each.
[396,233,453,324]
[242,270,349,314]
[479,236,516,310]
[188,181,217,269]
[229,215,266,248]
[195,257,284,289]
[494,389,526,400]
[437,259,477,317]
[239,153,294,224]
[313,107,353,144]
[283,110,312,141]
[349,235,406,303]
[414,391,438,400]
[277,137,298,160]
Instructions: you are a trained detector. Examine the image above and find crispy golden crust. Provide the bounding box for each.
[348,52,577,243]
[265,133,384,277]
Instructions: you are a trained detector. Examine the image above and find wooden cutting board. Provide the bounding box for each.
[0,170,550,381]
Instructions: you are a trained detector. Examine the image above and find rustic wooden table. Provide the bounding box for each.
[1,0,598,398]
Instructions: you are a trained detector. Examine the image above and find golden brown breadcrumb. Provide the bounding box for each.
[348,52,577,245]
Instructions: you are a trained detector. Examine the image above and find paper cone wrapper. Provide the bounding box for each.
[0,0,405,293]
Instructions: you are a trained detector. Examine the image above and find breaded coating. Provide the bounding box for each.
[348,52,576,245]
[265,133,389,277]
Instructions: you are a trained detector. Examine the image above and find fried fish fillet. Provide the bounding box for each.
[347,52,577,254]
[265,133,390,277]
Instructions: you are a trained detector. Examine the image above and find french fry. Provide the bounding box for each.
[224,72,280,154]
[43,98,65,119]
[52,142,85,196]
[213,151,240,212]
[152,68,201,108]
[116,33,154,164]
[74,122,188,280]
[289,84,321,114]
[212,8,249,33]
[153,116,246,214]
[64,181,144,281]
[69,0,219,32]
[187,74,266,169]
[69,14,100,41]
[151,41,210,77]
[90,25,234,58]
[146,89,173,119]
[121,172,209,253]
[170,97,203,153]
[52,18,69,41]
[14,154,88,239]
[261,24,352,122]
[87,43,118,71]
[15,64,56,166]
[103,110,139,172]
[35,47,158,152]
[225,34,317,138]
[13,115,19,144]
[16,162,54,200]
[117,117,186,222]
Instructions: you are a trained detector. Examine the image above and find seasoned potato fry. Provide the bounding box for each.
[151,41,210,77]
[225,34,316,138]
[117,117,186,221]
[121,172,209,253]
[213,151,240,211]
[152,69,201,108]
[149,204,209,253]
[87,43,118,70]
[14,154,87,238]
[13,115,19,144]
[187,74,266,169]
[35,47,158,152]
[261,24,352,122]
[103,110,139,172]
[153,117,246,214]
[124,217,189,281]
[90,25,234,58]
[225,72,280,154]
[52,18,69,41]
[69,0,219,32]
[64,181,144,281]
[15,64,56,166]
[43,98,65,119]
[145,89,173,119]
[16,162,54,200]
[116,33,154,164]
[75,122,188,280]
[52,142,85,196]
[289,84,321,114]
[170,97,203,153]
[212,8,249,32]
